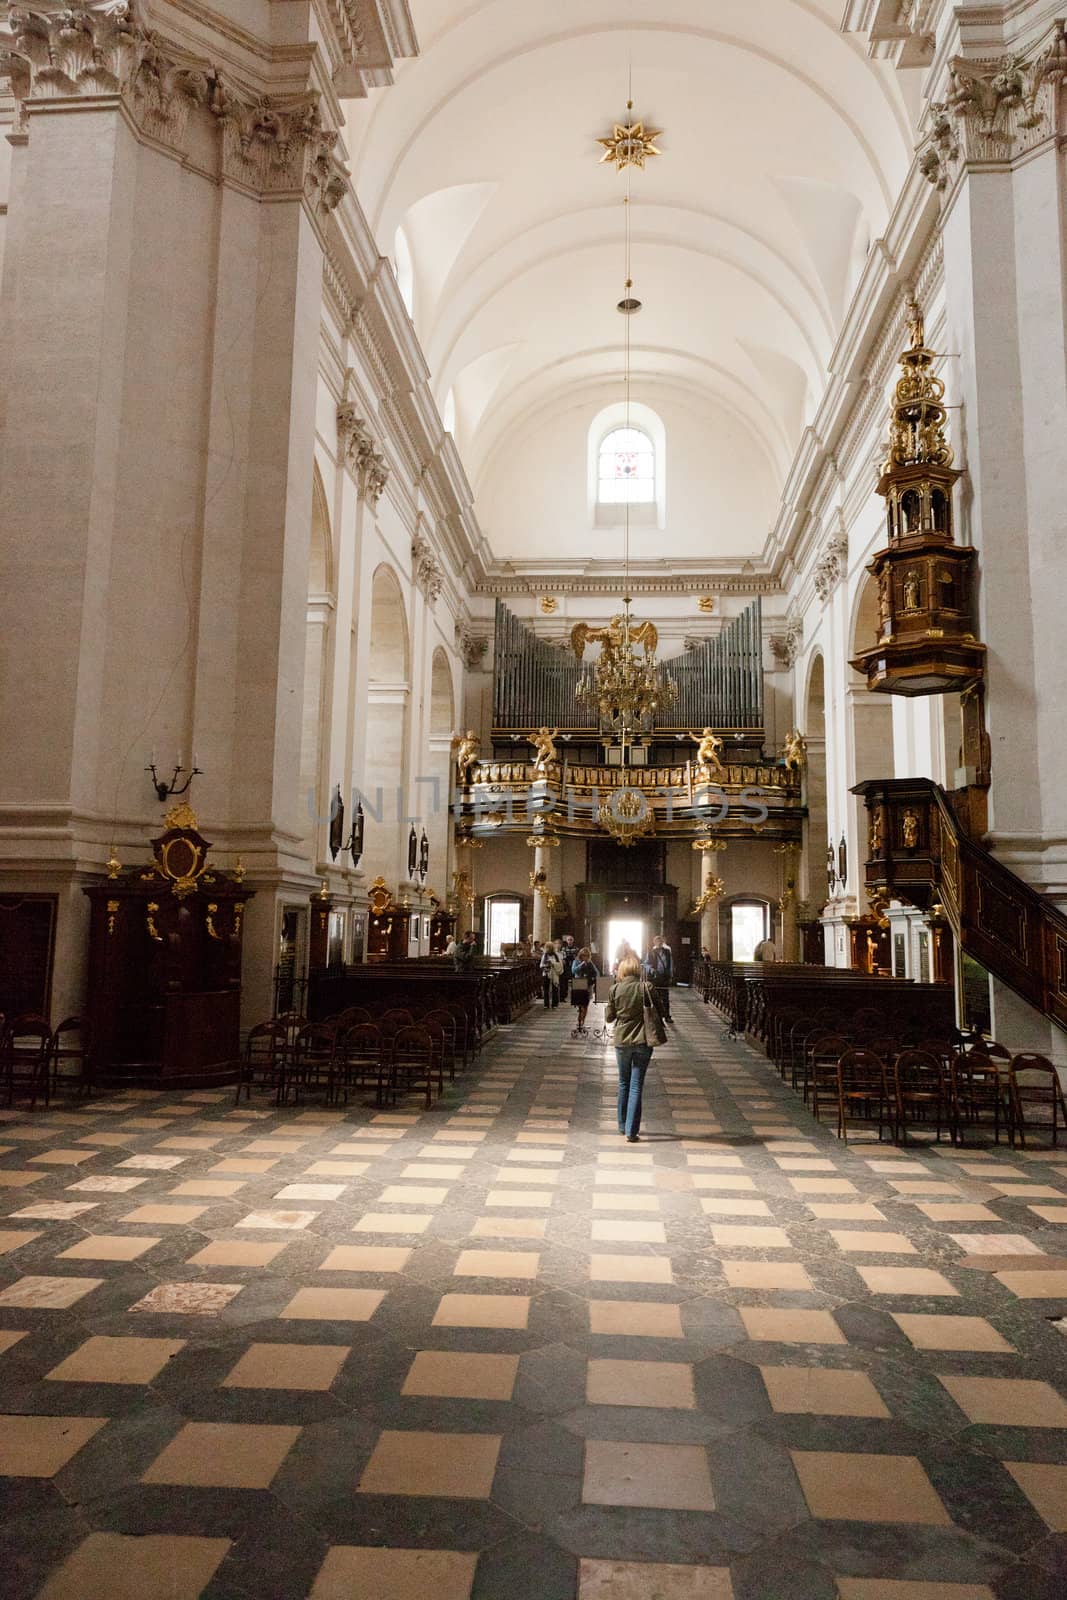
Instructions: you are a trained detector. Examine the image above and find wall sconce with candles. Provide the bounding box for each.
[346,800,365,869]
[145,752,202,804]
[418,829,429,883]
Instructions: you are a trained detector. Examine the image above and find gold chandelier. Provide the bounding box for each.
[573,610,676,731]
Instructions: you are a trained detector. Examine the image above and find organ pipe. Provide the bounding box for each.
[491,598,764,733]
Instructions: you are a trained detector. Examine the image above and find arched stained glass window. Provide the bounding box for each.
[598,426,655,505]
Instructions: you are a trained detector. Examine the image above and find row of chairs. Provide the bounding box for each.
[0,1013,90,1108]
[789,1026,1066,1147]
[237,1001,472,1109]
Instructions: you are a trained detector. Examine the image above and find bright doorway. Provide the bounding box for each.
[606,918,646,970]
[730,901,769,962]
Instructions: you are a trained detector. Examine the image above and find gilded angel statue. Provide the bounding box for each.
[691,728,724,777]
[782,729,807,772]
[451,729,480,783]
[529,726,559,774]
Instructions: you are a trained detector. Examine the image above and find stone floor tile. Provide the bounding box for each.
[1002,1460,1067,1530]
[589,1301,685,1338]
[358,1430,501,1498]
[791,1451,951,1524]
[0,1414,107,1476]
[938,1375,1067,1426]
[586,1358,697,1409]
[583,1440,714,1511]
[402,1351,519,1401]
[46,1335,185,1384]
[432,1293,530,1329]
[142,1421,300,1487]
[759,1366,889,1417]
[578,1559,733,1598]
[310,1546,478,1600]
[222,1342,349,1391]
[37,1534,231,1600]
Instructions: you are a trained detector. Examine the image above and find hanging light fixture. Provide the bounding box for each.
[574,77,675,744]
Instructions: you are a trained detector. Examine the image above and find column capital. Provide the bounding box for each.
[337,403,390,505]
[919,21,1067,191]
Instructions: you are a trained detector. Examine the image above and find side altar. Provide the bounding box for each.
[83,803,254,1086]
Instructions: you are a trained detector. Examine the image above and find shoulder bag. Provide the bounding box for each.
[642,983,667,1047]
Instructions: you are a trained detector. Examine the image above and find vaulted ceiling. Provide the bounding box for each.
[344,1,914,565]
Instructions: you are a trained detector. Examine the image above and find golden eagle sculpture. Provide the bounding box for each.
[570,616,659,662]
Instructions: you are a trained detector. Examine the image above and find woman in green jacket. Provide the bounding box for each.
[605,955,663,1142]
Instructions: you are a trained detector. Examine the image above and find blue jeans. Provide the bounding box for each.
[616,1044,653,1136]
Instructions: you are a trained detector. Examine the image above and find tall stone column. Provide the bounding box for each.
[0,0,358,1024]
[920,16,1067,1057]
[531,842,552,944]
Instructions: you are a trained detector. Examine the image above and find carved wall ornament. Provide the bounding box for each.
[813,527,848,601]
[336,405,390,504]
[770,613,803,667]
[411,530,444,604]
[457,627,489,670]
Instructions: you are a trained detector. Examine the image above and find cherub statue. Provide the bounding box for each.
[451,729,480,783]
[691,728,724,777]
[529,726,559,775]
[782,729,807,772]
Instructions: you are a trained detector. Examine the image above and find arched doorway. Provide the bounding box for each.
[363,566,409,884]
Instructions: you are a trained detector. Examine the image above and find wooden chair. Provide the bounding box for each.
[950,1051,1009,1145]
[389,1025,438,1109]
[787,1019,821,1093]
[49,1015,92,1097]
[807,1033,851,1119]
[895,1048,950,1145]
[837,1048,894,1143]
[423,1009,459,1082]
[380,1008,414,1028]
[235,1021,288,1104]
[1008,1054,1067,1148]
[333,1006,371,1033]
[2,1015,53,1108]
[290,1023,340,1105]
[337,1023,388,1106]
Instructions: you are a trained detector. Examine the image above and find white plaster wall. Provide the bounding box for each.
[476,388,779,563]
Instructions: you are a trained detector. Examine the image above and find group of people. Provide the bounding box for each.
[536,935,600,1032]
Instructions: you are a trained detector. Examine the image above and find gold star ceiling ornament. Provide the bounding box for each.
[597,102,663,171]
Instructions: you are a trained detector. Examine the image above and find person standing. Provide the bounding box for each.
[540,940,562,1008]
[559,934,577,1003]
[753,935,777,962]
[644,934,674,1023]
[453,930,476,972]
[568,946,599,1035]
[605,955,665,1141]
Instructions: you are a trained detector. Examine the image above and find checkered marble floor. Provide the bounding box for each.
[1,994,1066,1600]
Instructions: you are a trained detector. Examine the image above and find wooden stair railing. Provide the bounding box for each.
[854,777,1067,1034]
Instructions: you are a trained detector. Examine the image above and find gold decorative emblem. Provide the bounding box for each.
[539,596,558,614]
[145,902,163,943]
[368,876,394,916]
[597,107,663,171]
[232,858,246,884]
[106,899,120,936]
[598,788,656,847]
[163,799,199,831]
[106,848,122,880]
[697,596,715,614]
